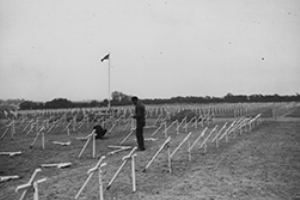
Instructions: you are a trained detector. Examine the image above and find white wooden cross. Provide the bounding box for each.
[75,156,106,200]
[78,130,97,158]
[106,147,137,192]
[15,168,47,200]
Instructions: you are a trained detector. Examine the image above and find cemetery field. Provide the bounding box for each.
[0,103,299,200]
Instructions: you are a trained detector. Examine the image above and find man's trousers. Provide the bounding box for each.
[135,124,145,149]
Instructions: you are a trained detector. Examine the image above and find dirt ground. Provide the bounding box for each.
[0,116,299,200]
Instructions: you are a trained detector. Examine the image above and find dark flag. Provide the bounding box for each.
[101,54,110,62]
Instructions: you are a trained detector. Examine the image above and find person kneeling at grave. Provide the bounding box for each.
[93,125,107,139]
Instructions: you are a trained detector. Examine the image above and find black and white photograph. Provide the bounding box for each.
[0,0,299,199]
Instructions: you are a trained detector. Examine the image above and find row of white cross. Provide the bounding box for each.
[74,113,262,199]
[2,102,229,141]
[10,102,242,134]
[142,113,262,174]
[1,110,261,200]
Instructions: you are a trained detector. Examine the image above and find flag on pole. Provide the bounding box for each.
[101,54,110,62]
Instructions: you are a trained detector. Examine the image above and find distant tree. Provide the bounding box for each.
[224,93,234,102]
[101,99,109,107]
[248,94,263,102]
[19,101,40,110]
[223,93,248,103]
[111,91,131,105]
[44,98,73,109]
[90,100,101,107]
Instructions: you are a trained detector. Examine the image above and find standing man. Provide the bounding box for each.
[131,96,146,151]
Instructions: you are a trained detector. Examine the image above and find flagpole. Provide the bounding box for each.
[101,53,111,114]
[108,54,111,112]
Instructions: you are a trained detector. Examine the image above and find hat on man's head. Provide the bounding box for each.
[131,96,138,102]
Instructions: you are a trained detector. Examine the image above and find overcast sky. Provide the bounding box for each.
[1,0,299,101]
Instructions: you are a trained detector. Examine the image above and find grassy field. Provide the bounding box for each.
[0,106,299,200]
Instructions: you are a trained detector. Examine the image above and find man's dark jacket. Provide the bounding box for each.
[134,102,145,127]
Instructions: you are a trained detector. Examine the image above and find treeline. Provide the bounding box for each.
[143,94,300,104]
[19,98,107,110]
[18,92,300,110]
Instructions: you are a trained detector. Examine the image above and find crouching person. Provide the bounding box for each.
[93,125,107,139]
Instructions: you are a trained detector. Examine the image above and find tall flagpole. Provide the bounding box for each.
[101,53,111,114]
[108,54,111,111]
